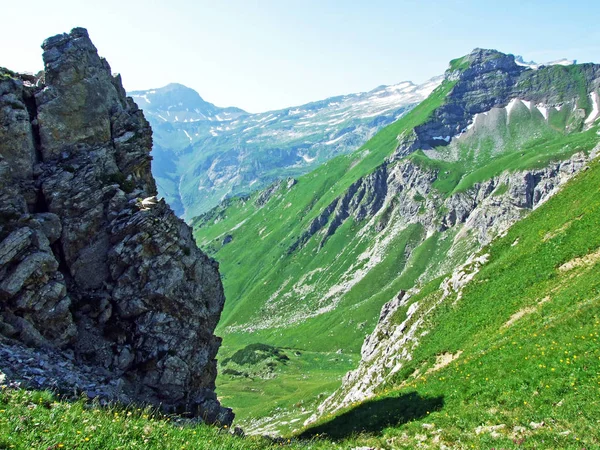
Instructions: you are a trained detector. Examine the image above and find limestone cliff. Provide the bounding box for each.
[0,28,232,424]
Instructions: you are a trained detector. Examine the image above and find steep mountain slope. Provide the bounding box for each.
[301,149,600,449]
[4,149,600,447]
[195,49,600,351]
[131,78,441,219]
[193,49,600,431]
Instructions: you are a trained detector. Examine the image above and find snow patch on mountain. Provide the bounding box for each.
[585,91,599,125]
[324,135,345,145]
[515,55,575,70]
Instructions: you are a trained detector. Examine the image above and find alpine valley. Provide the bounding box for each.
[192,49,600,444]
[2,28,600,450]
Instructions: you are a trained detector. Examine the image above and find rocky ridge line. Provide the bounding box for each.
[287,49,600,258]
[394,49,600,158]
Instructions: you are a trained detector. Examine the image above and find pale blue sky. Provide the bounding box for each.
[2,0,599,112]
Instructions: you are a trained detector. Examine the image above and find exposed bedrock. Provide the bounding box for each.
[0,28,232,425]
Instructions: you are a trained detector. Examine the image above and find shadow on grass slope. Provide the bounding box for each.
[298,391,444,440]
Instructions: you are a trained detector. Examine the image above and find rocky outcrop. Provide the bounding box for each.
[0,28,231,424]
[288,147,594,259]
[394,49,600,157]
[288,165,389,253]
[255,177,296,207]
[306,251,491,424]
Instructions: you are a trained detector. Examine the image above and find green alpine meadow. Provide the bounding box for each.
[2,5,600,449]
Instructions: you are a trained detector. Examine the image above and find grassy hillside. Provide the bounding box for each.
[409,96,600,196]
[301,149,600,449]
[0,388,344,450]
[193,80,457,347]
[218,348,358,436]
[195,86,599,356]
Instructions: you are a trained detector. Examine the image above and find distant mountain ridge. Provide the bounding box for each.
[514,55,576,70]
[130,83,246,123]
[130,77,442,219]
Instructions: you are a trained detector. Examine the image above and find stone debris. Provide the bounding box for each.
[475,424,506,434]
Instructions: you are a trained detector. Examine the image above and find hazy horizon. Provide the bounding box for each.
[2,0,599,113]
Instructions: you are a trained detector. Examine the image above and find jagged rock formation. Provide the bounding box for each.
[290,149,594,259]
[0,28,232,424]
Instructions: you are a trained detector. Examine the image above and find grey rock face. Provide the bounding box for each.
[291,149,594,257]
[0,28,231,424]
[394,49,600,158]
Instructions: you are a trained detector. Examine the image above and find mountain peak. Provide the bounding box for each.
[159,82,202,95]
[445,48,521,82]
[467,48,518,70]
[467,47,508,61]
[129,83,247,120]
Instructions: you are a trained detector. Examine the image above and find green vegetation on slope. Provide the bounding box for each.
[301,154,600,449]
[195,67,598,430]
[0,67,17,81]
[222,343,290,367]
[194,80,457,343]
[190,80,460,430]
[0,388,341,449]
[218,349,358,435]
[517,64,595,111]
[196,86,599,357]
[9,147,597,450]
[409,97,600,197]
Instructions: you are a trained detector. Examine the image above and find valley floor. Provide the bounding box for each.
[216,349,358,436]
